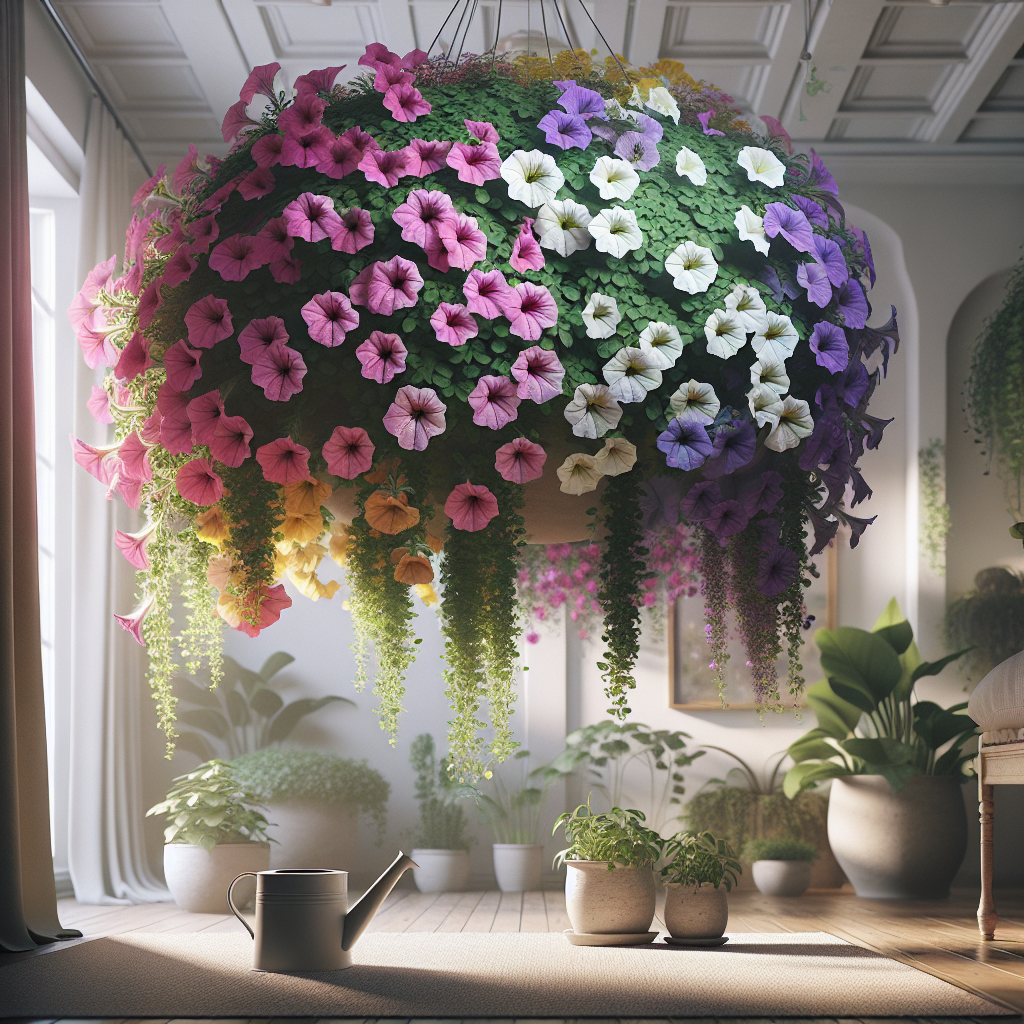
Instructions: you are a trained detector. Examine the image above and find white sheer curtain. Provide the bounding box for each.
[67,96,168,903]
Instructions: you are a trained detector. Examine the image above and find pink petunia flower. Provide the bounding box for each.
[176,457,223,506]
[382,386,447,451]
[209,234,264,281]
[238,315,289,364]
[231,583,292,638]
[270,255,302,284]
[187,213,220,254]
[222,99,262,144]
[252,133,284,168]
[155,385,195,454]
[495,437,546,483]
[348,265,373,308]
[446,141,501,185]
[367,256,423,315]
[340,125,380,157]
[239,62,281,105]
[136,278,163,331]
[468,375,520,429]
[238,166,275,201]
[280,126,333,168]
[503,282,558,341]
[187,390,225,445]
[201,176,240,213]
[465,119,500,144]
[464,268,513,319]
[115,331,153,381]
[114,593,156,646]
[403,139,452,176]
[185,294,233,348]
[88,385,113,423]
[162,248,198,287]
[445,481,499,532]
[392,188,455,247]
[132,167,165,209]
[436,212,487,270]
[154,219,185,256]
[359,147,411,187]
[68,255,115,334]
[118,432,153,482]
[211,413,253,468]
[294,65,346,98]
[330,207,374,253]
[301,291,359,346]
[114,522,156,570]
[511,345,565,402]
[383,84,431,122]
[374,62,413,92]
[422,229,451,272]
[277,92,327,137]
[430,302,478,347]
[71,435,121,485]
[323,425,375,479]
[256,437,311,485]
[255,219,291,265]
[317,135,360,178]
[510,218,545,272]
[163,339,203,392]
[76,321,118,370]
[356,330,407,383]
[173,143,206,194]
[252,341,307,401]
[360,42,401,67]
[283,192,342,242]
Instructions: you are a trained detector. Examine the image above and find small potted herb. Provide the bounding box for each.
[553,801,663,939]
[147,760,271,913]
[743,837,817,897]
[659,830,741,942]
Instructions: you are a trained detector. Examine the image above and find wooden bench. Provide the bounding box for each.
[977,739,1024,939]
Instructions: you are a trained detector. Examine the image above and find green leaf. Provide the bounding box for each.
[250,686,284,720]
[817,626,902,711]
[226,689,251,728]
[805,678,861,738]
[783,760,851,799]
[267,695,353,743]
[841,736,913,766]
[787,727,839,764]
[913,701,977,750]
[179,708,229,739]
[221,656,264,698]
[259,651,294,681]
[871,597,905,631]
[172,676,221,708]
[874,621,914,655]
[910,648,972,684]
[172,730,217,761]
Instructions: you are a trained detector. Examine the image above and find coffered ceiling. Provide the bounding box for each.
[47,0,1024,182]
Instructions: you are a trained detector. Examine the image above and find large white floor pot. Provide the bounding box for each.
[751,860,812,897]
[828,774,968,898]
[663,883,729,939]
[411,848,470,893]
[163,841,269,913]
[564,861,656,934]
[266,802,358,871]
[492,844,545,892]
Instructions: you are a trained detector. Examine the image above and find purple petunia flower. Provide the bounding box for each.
[697,110,725,137]
[797,261,833,307]
[638,476,684,532]
[656,412,713,471]
[703,419,757,478]
[799,409,844,471]
[836,278,869,329]
[679,480,724,523]
[251,342,306,402]
[558,85,606,120]
[812,235,849,287]
[835,360,870,408]
[792,194,827,229]
[738,471,784,517]
[759,265,784,304]
[538,109,592,150]
[631,113,664,144]
[809,321,850,373]
[852,226,876,287]
[763,203,814,253]
[614,131,660,170]
[706,499,749,545]
[806,150,838,196]
[757,544,798,596]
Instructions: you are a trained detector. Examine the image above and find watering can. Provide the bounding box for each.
[227,851,417,971]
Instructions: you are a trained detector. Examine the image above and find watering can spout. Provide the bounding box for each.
[341,851,417,951]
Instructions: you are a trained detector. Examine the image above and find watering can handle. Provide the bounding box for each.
[226,873,256,939]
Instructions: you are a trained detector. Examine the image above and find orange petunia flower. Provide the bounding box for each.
[276,509,323,549]
[364,490,420,535]
[283,476,332,516]
[196,506,231,547]
[394,553,434,585]
[329,522,350,566]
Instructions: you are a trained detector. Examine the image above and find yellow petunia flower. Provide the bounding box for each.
[196,506,230,548]
[414,583,439,606]
[275,509,324,551]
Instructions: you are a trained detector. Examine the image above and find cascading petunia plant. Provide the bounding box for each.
[71,45,897,779]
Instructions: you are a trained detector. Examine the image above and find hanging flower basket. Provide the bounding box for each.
[71,44,897,779]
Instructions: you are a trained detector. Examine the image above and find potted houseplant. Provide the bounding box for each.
[410,733,473,892]
[785,599,976,898]
[743,837,816,897]
[147,759,271,912]
[554,801,662,941]
[231,748,389,873]
[659,829,740,943]
[477,749,547,892]
[943,568,1024,681]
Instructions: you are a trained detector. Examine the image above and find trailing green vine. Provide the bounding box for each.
[918,438,950,576]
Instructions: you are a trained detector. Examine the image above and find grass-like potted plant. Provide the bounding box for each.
[147,760,271,913]
[553,801,663,943]
[410,733,473,893]
[231,749,389,873]
[659,830,741,944]
[743,837,817,897]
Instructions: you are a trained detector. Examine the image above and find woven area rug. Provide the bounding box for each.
[0,931,1011,1018]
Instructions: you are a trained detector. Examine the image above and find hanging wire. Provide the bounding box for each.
[454,0,481,68]
[539,0,555,72]
[490,0,504,69]
[569,0,631,83]
[427,0,464,59]
[551,0,578,54]
[798,0,814,121]
[446,0,475,66]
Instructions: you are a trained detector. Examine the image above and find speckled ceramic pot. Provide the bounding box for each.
[752,860,812,897]
[564,861,656,934]
[663,882,729,939]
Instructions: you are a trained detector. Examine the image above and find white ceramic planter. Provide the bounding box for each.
[663,883,728,939]
[163,842,269,913]
[751,860,812,897]
[564,861,656,934]
[411,848,470,893]
[265,802,358,871]
[492,844,544,892]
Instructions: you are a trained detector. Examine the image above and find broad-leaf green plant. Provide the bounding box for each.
[661,830,741,890]
[475,749,548,845]
[553,800,663,870]
[411,733,474,851]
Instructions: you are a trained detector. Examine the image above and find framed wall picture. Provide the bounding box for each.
[668,542,838,711]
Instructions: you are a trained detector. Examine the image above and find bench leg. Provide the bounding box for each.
[978,780,997,940]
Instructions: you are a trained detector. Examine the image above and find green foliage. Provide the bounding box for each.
[943,567,1024,677]
[475,750,547,845]
[146,760,270,851]
[919,439,950,576]
[553,800,664,868]
[661,830,741,890]
[742,837,817,862]
[410,733,473,850]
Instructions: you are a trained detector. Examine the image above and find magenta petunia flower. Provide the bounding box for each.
[367,256,423,315]
[359,147,411,187]
[200,177,238,214]
[239,62,281,105]
[316,134,361,179]
[270,254,302,284]
[510,345,565,402]
[422,229,451,272]
[323,425,375,479]
[187,213,220,255]
[360,42,401,67]
[211,414,253,468]
[446,141,501,185]
[256,437,311,485]
[503,282,558,341]
[697,110,726,136]
[283,192,342,243]
[430,302,478,347]
[465,119,500,143]
[809,321,850,373]
[252,342,307,401]
[374,62,414,92]
[468,375,520,429]
[510,218,545,272]
[403,139,453,176]
[164,339,203,392]
[294,65,346,98]
[280,126,333,169]
[436,212,487,270]
[356,330,407,383]
[115,331,152,382]
[445,481,499,532]
[301,291,359,347]
[209,234,264,281]
[538,110,592,150]
[221,99,260,144]
[763,202,814,253]
[155,385,195,455]
[330,207,374,253]
[495,437,546,483]
[136,278,163,331]
[186,390,224,445]
[172,143,205,194]
[383,84,431,122]
[252,133,284,168]
[348,265,373,308]
[382,385,447,450]
[162,248,198,287]
[238,166,275,201]
[464,268,512,319]
[392,188,455,247]
[277,92,327,137]
[797,260,833,307]
[176,457,223,506]
[340,125,380,157]
[238,315,288,365]
[185,294,233,349]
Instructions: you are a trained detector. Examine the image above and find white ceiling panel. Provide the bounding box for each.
[123,110,222,142]
[840,63,953,112]
[982,63,1024,111]
[864,4,988,59]
[95,61,208,107]
[660,3,786,61]
[828,113,927,140]
[56,0,183,57]
[959,111,1024,140]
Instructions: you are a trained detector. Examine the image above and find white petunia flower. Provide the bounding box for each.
[588,208,644,258]
[669,379,720,423]
[628,84,645,109]
[535,199,593,257]
[737,146,786,188]
[747,383,785,430]
[665,241,718,294]
[582,293,621,339]
[704,309,747,359]
[750,355,790,395]
[594,437,638,477]
[645,86,680,125]
[557,452,603,495]
[765,396,814,452]
[603,346,662,403]
[674,147,707,186]
[724,283,768,333]
[500,149,565,207]
[752,311,800,363]
[590,156,641,201]
[564,383,623,439]
[734,205,770,255]
[604,97,628,119]
[638,321,683,370]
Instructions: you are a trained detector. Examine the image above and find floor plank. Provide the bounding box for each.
[462,889,501,931]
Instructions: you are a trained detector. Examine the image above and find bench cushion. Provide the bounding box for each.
[969,650,1024,731]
